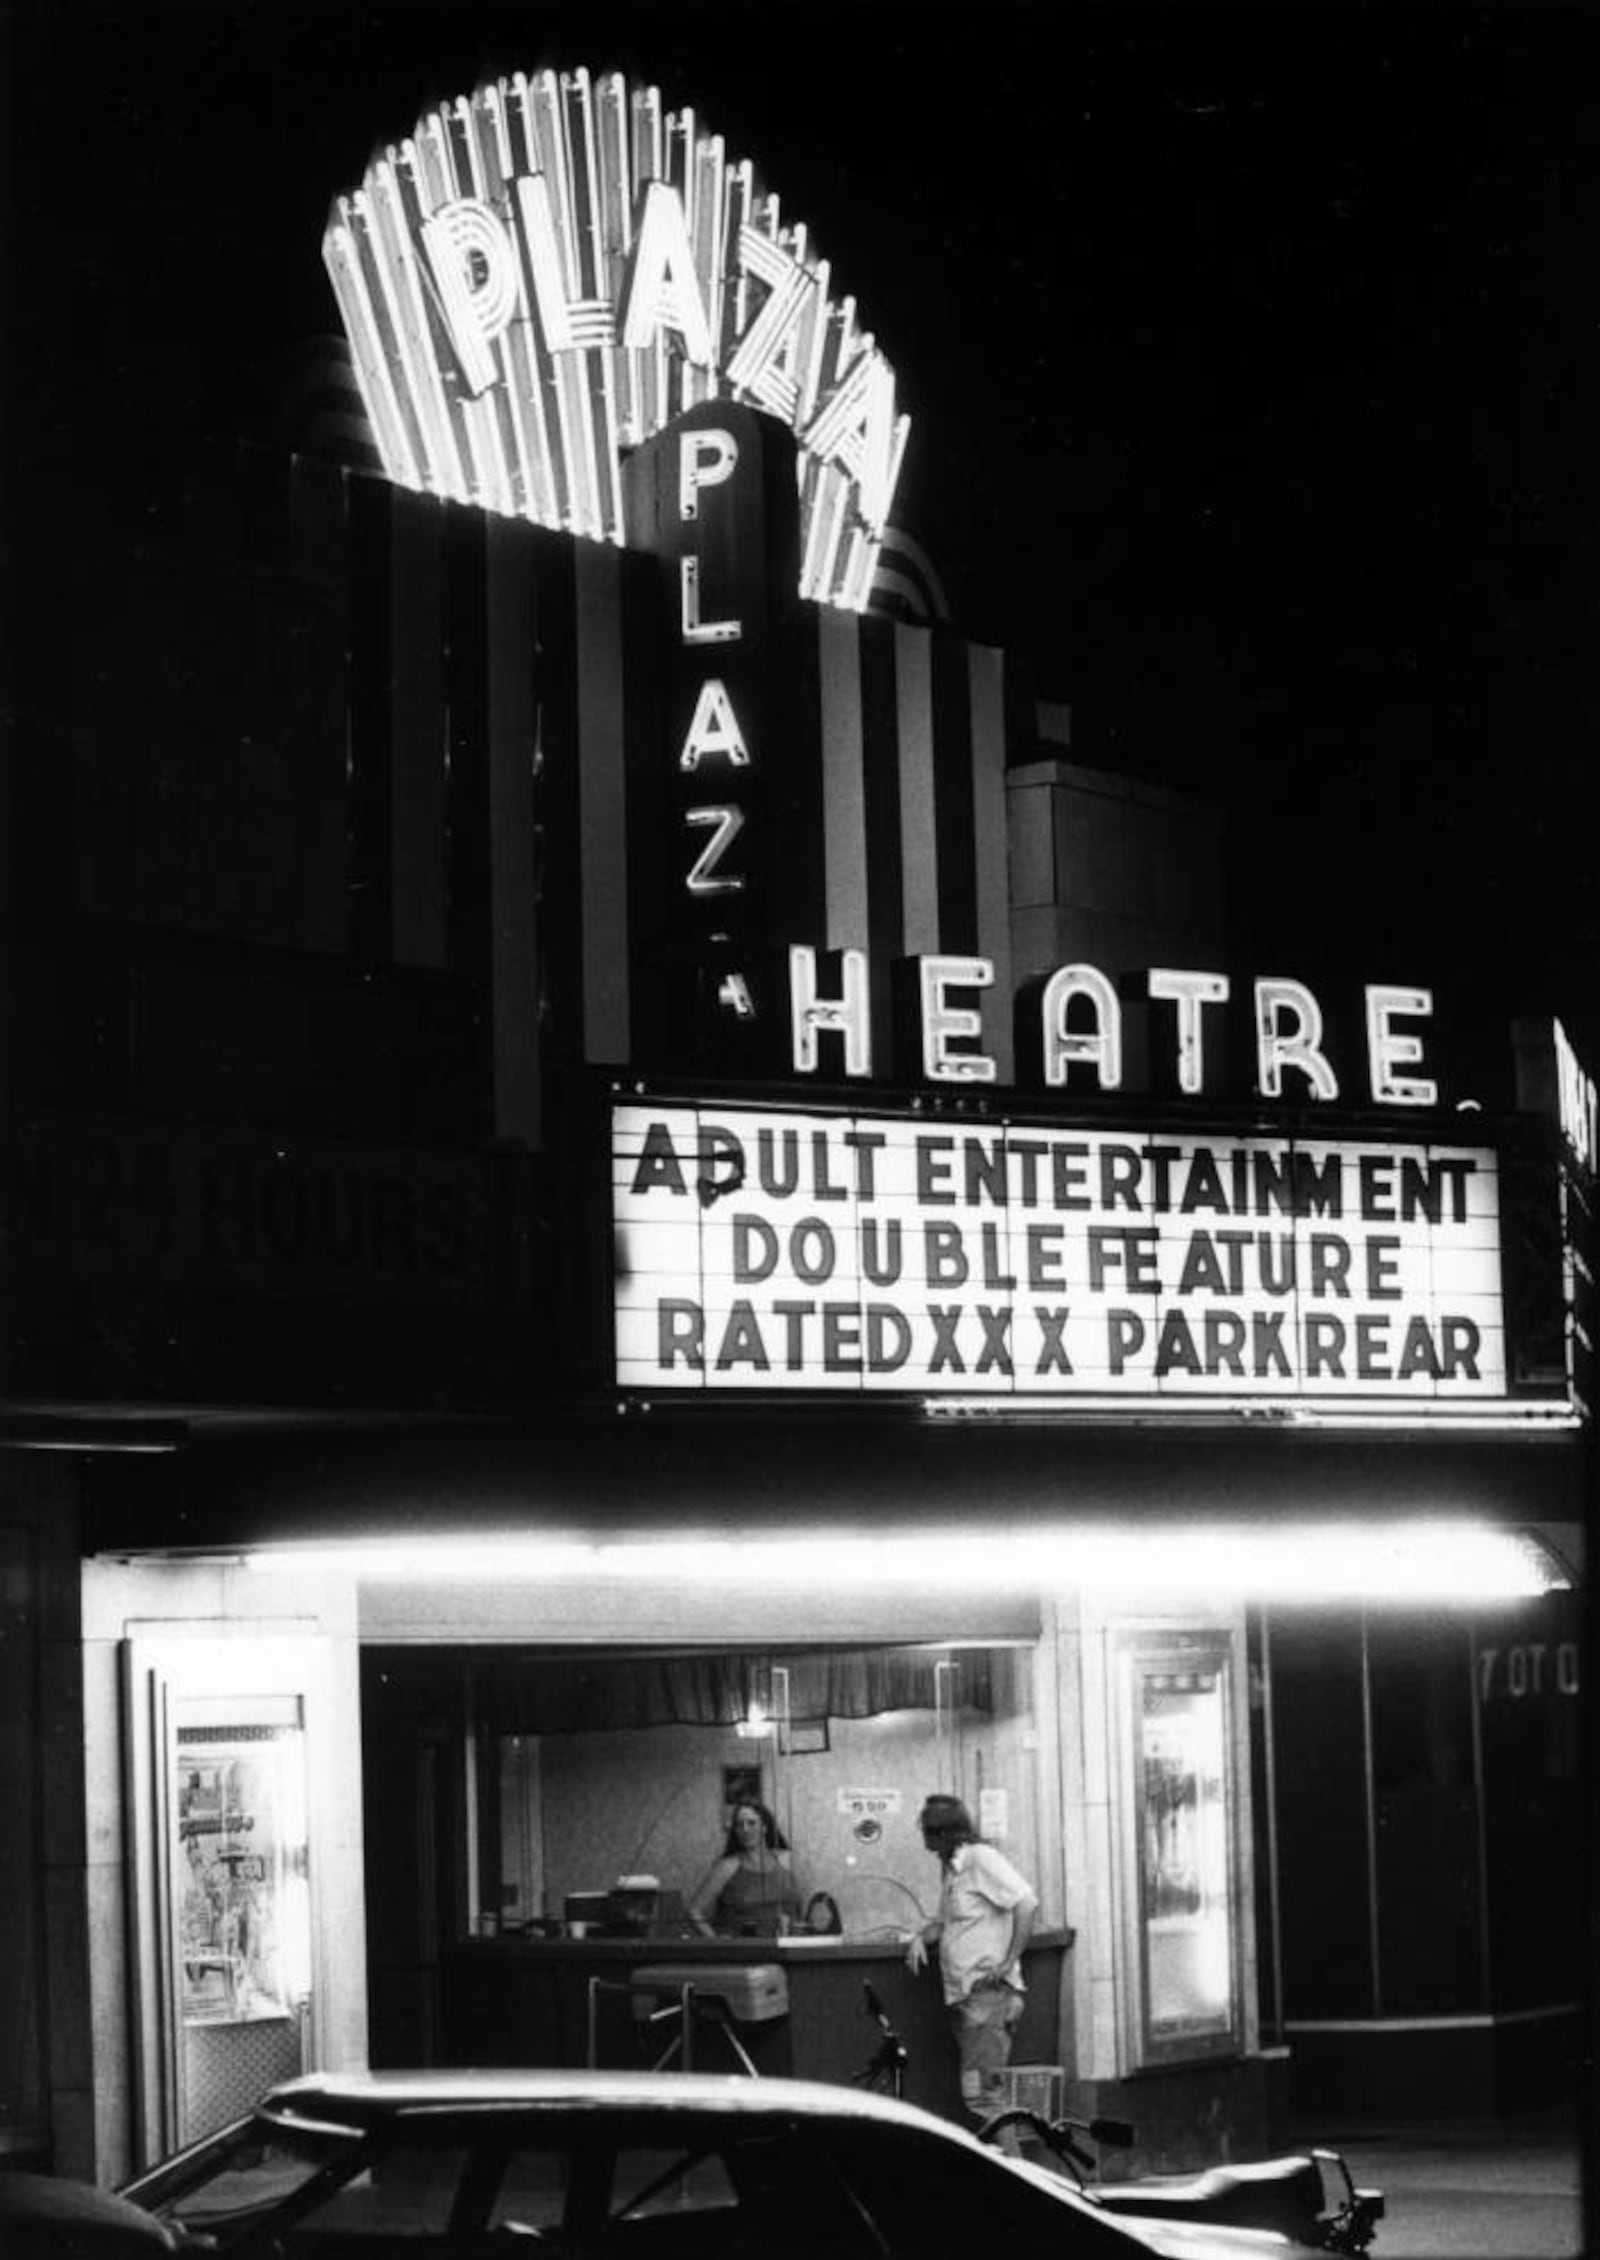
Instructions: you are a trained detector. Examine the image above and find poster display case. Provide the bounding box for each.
[174,1720,311,2026]
[1116,1630,1243,2067]
[122,1636,331,2162]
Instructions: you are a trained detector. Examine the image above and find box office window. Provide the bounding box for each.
[470,1644,1037,1945]
[362,1642,1040,1949]
[1117,1632,1241,2067]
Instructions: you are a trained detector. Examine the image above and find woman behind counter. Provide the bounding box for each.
[688,1801,804,1938]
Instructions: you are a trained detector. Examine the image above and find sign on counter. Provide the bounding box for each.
[837,1788,903,1820]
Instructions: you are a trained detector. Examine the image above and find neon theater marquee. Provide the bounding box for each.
[322,70,1570,1435]
[323,67,907,609]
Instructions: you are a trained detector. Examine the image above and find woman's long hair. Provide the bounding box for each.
[722,1799,788,1854]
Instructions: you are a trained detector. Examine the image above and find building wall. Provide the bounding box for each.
[1008,754,1226,989]
[0,1456,86,2172]
[12,465,549,1421]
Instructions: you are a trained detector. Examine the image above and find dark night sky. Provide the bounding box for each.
[9,1,1598,1067]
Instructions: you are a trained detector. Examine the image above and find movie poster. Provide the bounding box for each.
[174,1731,308,2025]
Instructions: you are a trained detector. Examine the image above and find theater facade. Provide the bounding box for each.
[3,66,1592,2189]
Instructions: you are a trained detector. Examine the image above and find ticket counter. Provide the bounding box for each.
[437,1933,1075,2122]
[363,1635,1060,2125]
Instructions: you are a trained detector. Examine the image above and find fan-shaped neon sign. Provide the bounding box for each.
[324,68,910,610]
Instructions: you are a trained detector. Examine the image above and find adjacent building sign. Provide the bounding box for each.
[613,1101,1511,1407]
[324,67,907,610]
[1553,1019,1598,1178]
[11,1114,489,1296]
[1513,1018,1599,1417]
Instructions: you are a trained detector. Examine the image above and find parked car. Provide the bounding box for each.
[108,2067,1327,2258]
[0,2169,177,2258]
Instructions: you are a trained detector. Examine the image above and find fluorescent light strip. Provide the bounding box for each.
[921,1395,1582,1430]
[243,1521,1569,1601]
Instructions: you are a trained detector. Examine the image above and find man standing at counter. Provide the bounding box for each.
[906,1794,1039,2126]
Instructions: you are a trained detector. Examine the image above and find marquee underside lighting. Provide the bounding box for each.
[240,1522,1570,1602]
[922,1396,1582,1430]
[324,68,909,609]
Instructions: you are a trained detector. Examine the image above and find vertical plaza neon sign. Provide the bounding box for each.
[323,68,909,610]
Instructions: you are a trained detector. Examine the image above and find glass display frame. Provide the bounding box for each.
[1114,1628,1244,2068]
[172,1720,312,2027]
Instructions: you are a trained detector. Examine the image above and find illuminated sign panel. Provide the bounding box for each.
[613,1102,1509,1407]
[324,68,908,610]
[1554,1019,1598,1178]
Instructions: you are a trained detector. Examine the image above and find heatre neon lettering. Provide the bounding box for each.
[789,948,1439,1108]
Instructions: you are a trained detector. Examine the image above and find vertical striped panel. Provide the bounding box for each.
[288,453,348,582]
[345,473,394,962]
[856,619,905,1048]
[930,637,978,954]
[443,513,492,981]
[387,490,447,967]
[617,550,671,1062]
[893,622,940,957]
[817,609,869,950]
[287,458,362,956]
[529,544,582,1067]
[485,517,542,1144]
[968,642,1014,1082]
[767,608,828,989]
[575,540,630,1061]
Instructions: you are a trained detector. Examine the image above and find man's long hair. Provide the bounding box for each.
[919,1793,979,1860]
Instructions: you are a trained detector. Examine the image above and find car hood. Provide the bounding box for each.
[1108,2214,1310,2259]
[1001,2161,1309,2257]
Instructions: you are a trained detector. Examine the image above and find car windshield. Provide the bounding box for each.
[136,2114,362,2244]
